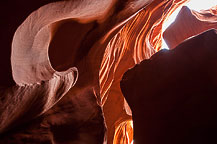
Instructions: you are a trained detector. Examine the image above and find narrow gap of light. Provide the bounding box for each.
[162,0,217,49]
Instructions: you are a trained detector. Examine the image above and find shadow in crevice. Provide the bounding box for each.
[49,19,98,72]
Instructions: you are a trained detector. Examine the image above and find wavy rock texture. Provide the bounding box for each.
[163,5,217,49]
[121,29,217,144]
[0,0,190,143]
[100,0,188,143]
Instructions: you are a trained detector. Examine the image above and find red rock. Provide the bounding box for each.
[0,0,189,143]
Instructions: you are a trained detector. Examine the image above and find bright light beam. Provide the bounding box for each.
[162,0,217,49]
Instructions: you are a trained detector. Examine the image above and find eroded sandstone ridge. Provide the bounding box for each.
[1,0,216,144]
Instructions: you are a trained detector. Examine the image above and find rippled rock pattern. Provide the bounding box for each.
[3,0,216,144]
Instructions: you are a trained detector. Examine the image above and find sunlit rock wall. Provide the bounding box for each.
[100,0,188,143]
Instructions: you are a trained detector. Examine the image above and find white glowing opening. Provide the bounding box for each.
[162,0,217,49]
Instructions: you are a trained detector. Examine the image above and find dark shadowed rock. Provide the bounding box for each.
[121,29,217,144]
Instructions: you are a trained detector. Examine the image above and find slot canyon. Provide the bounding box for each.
[0,0,217,144]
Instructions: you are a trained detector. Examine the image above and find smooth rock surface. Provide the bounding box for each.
[121,29,217,144]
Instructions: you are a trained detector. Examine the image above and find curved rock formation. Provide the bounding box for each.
[0,0,193,143]
[163,5,217,49]
[121,29,217,144]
